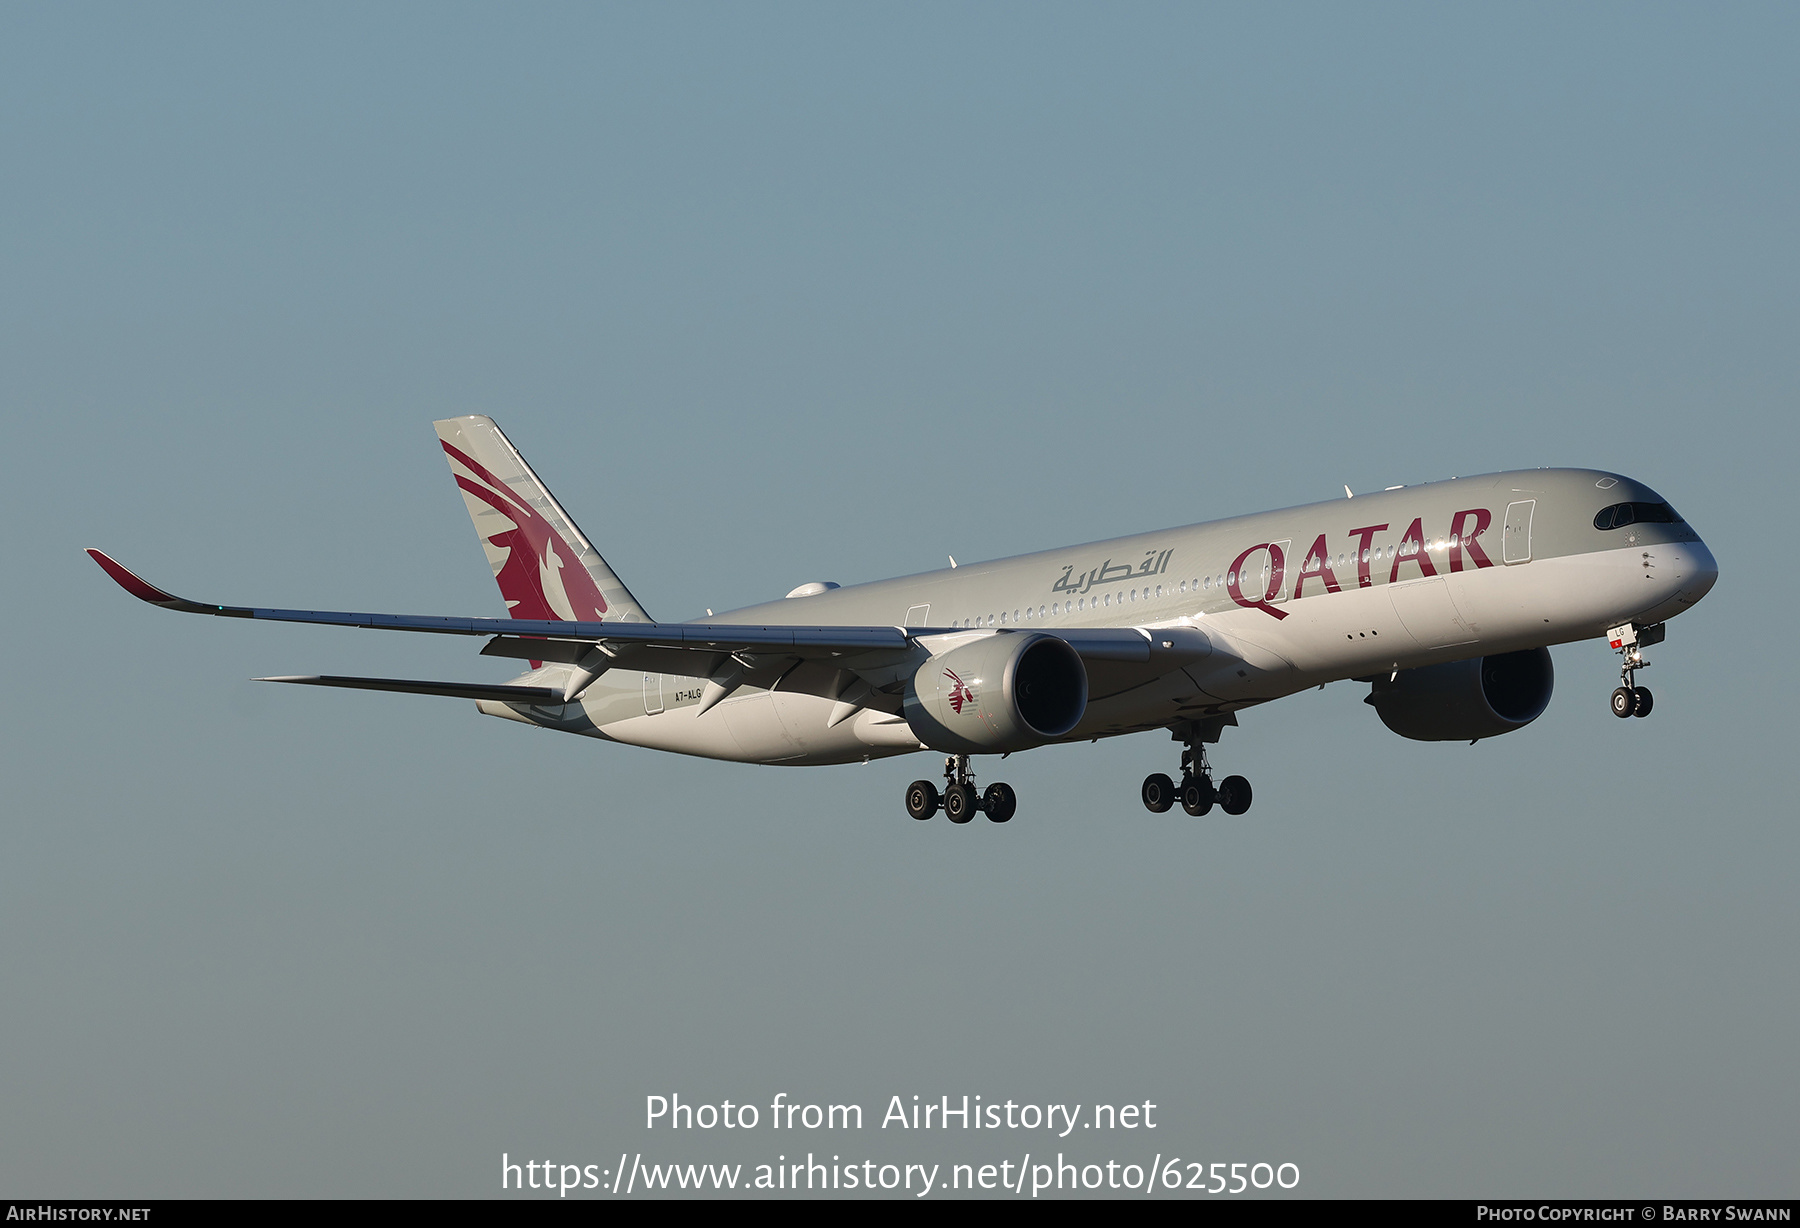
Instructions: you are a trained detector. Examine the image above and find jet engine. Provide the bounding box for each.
[1365,647,1554,742]
[903,633,1088,753]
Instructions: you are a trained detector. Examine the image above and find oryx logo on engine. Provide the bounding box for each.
[944,668,975,715]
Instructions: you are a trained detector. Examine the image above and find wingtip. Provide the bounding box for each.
[86,548,183,605]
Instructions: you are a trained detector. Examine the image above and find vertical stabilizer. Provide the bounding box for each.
[434,416,650,623]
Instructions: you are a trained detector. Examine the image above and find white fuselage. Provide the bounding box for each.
[481,468,1718,766]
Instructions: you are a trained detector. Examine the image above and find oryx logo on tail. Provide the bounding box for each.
[440,438,609,624]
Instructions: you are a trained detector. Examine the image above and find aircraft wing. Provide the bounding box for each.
[87,549,1186,669]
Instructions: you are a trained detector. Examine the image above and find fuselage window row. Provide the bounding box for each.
[950,535,1489,631]
[948,536,1508,632]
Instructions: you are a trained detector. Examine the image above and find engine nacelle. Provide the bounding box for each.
[904,633,1088,753]
[1366,647,1554,742]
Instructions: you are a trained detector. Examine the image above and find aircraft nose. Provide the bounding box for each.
[1677,537,1719,607]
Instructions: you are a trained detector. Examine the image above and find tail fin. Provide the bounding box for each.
[434,416,651,623]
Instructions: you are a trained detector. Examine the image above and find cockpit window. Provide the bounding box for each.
[1593,501,1683,530]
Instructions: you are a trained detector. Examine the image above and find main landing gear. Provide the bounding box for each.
[1607,621,1664,720]
[1142,733,1252,817]
[906,755,1015,824]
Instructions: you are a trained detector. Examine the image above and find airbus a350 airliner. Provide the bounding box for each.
[90,416,1717,823]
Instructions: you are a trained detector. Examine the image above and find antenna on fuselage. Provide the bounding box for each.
[1344,485,1354,499]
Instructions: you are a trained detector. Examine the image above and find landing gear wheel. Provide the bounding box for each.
[1631,686,1654,718]
[982,782,1016,823]
[943,783,977,824]
[905,779,940,820]
[1181,775,1215,817]
[1141,773,1175,813]
[1611,686,1636,718]
[1217,775,1253,816]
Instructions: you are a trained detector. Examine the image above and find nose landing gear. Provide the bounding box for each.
[1607,622,1663,719]
[1143,722,1253,816]
[906,755,1015,823]
[1610,685,1653,719]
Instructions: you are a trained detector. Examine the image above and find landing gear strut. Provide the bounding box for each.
[905,755,1015,823]
[1143,721,1252,817]
[1607,622,1662,719]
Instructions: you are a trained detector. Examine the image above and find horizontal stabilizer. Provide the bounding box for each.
[256,675,562,704]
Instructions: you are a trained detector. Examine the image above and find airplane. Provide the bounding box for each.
[88,415,1719,824]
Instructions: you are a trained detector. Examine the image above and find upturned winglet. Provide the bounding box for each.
[85,549,240,616]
